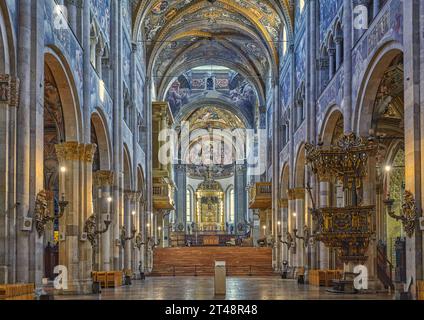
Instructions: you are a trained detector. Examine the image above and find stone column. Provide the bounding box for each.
[174,164,187,231]
[111,0,123,271]
[280,199,289,265]
[0,76,19,284]
[328,48,336,79]
[292,188,305,267]
[335,37,343,70]
[403,0,423,297]
[66,0,77,32]
[16,0,32,283]
[319,180,330,269]
[288,191,297,267]
[372,0,380,18]
[343,0,353,133]
[123,191,133,271]
[93,171,114,271]
[55,142,96,294]
[96,45,104,79]
[234,164,247,235]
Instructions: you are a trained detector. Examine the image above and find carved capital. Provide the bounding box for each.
[288,188,305,200]
[55,142,97,163]
[93,170,114,187]
[0,75,19,107]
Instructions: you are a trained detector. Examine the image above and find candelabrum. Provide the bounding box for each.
[135,232,145,251]
[278,232,295,252]
[293,225,314,248]
[120,226,137,248]
[35,190,69,237]
[384,190,418,238]
[84,214,112,247]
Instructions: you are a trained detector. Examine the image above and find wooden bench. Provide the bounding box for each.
[418,281,424,300]
[0,284,35,300]
[92,271,123,288]
[309,270,343,287]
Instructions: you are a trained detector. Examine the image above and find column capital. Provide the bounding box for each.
[0,74,19,107]
[55,142,97,163]
[288,188,305,200]
[279,199,289,208]
[93,170,114,187]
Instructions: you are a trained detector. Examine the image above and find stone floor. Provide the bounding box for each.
[54,277,395,300]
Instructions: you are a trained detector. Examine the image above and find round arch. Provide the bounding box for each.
[280,163,290,199]
[44,47,82,142]
[294,144,306,189]
[0,2,16,74]
[319,106,344,145]
[174,98,252,129]
[353,41,404,135]
[91,109,112,171]
[123,144,133,191]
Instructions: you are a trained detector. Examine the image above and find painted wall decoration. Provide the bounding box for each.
[281,69,291,108]
[295,37,306,88]
[44,0,84,103]
[91,0,111,42]
[319,0,342,42]
[351,0,403,109]
[165,67,258,124]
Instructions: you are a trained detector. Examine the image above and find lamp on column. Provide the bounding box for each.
[35,190,69,237]
[120,226,137,248]
[384,191,418,238]
[293,225,313,248]
[84,214,112,248]
[278,232,295,252]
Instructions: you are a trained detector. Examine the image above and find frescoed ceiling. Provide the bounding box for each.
[133,0,292,129]
[133,0,290,104]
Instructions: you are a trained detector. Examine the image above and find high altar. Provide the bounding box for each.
[195,177,225,232]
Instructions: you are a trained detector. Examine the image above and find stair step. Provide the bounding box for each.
[152,247,274,277]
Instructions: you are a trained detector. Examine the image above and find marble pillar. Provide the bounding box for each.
[0,76,19,284]
[55,142,96,294]
[234,164,247,235]
[343,0,353,133]
[174,164,187,231]
[93,171,114,271]
[319,181,330,269]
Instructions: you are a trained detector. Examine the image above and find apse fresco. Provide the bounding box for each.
[165,68,258,119]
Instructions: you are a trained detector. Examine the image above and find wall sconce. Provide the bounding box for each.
[35,190,69,237]
[384,190,418,238]
[278,232,295,253]
[120,226,137,248]
[84,214,112,247]
[293,225,313,247]
[135,232,145,250]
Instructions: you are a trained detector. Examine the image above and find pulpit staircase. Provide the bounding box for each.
[377,243,395,290]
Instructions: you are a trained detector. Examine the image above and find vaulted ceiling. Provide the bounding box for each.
[133,0,292,104]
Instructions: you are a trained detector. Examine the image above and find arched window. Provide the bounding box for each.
[299,0,305,13]
[229,188,235,223]
[282,25,288,57]
[186,189,192,223]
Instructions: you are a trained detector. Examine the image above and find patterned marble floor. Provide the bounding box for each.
[54,277,395,300]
